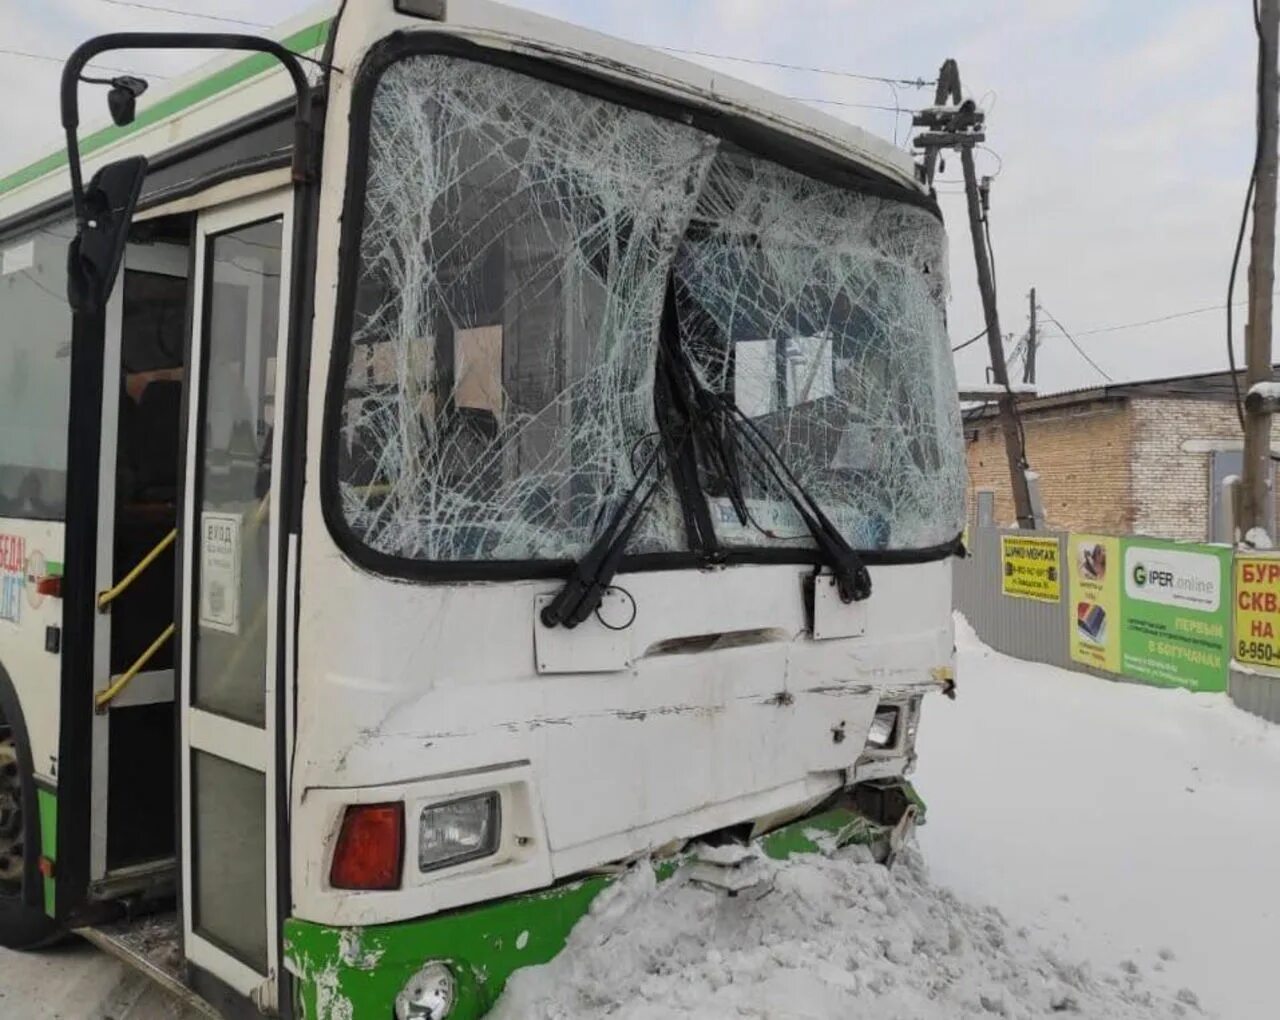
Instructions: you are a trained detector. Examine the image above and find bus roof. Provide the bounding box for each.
[0,0,923,226]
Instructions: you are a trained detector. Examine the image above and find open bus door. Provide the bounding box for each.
[177,190,293,1012]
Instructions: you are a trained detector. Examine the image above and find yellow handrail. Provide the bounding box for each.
[95,623,176,712]
[97,528,178,611]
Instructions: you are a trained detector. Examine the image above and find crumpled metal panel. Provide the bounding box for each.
[337,55,963,563]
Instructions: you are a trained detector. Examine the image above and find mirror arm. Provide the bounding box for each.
[60,32,315,231]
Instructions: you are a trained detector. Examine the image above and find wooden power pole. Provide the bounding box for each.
[915,61,1037,528]
[1024,288,1037,386]
[1243,0,1279,541]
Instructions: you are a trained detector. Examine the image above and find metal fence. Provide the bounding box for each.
[953,527,1071,670]
[954,526,1280,724]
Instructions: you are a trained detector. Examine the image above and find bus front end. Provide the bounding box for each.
[287,4,964,1017]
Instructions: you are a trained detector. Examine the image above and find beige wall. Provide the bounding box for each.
[966,396,1280,541]
[966,398,1132,534]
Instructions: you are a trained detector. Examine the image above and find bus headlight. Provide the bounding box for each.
[866,707,900,749]
[395,962,455,1020]
[418,793,500,872]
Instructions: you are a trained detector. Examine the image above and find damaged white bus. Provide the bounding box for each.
[0,2,964,1017]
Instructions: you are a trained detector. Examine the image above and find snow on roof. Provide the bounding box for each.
[961,362,1280,416]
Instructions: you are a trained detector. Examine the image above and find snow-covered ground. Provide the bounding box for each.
[496,617,1280,1019]
[920,616,1280,1020]
[4,617,1278,1018]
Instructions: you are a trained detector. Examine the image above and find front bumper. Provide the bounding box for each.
[284,782,924,1020]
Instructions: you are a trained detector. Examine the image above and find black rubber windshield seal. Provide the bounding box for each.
[319,31,955,585]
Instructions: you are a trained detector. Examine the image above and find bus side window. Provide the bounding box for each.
[0,227,74,521]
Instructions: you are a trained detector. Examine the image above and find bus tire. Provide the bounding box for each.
[0,729,62,950]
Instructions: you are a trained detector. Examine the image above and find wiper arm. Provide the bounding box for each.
[721,397,872,602]
[539,436,666,629]
[660,317,871,603]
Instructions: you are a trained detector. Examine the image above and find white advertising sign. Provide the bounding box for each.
[199,511,242,634]
[1123,544,1221,612]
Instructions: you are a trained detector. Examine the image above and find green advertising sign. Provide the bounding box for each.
[1118,538,1232,692]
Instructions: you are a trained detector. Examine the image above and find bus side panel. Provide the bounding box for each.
[0,517,63,916]
[0,517,64,785]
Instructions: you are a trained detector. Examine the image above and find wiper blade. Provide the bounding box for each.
[722,398,872,602]
[539,436,665,629]
[662,322,872,604]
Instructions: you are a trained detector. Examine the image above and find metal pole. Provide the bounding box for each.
[1243,0,1279,540]
[960,143,1036,528]
[1024,287,1037,386]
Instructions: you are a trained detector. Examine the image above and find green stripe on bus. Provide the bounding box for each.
[37,788,56,917]
[0,19,332,199]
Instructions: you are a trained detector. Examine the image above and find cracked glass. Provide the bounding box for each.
[335,55,964,566]
[676,151,965,551]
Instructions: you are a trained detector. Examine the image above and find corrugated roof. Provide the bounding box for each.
[962,363,1280,419]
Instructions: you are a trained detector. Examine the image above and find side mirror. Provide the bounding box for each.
[66,155,148,314]
[107,76,148,127]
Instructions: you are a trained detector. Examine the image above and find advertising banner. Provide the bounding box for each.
[1234,554,1280,672]
[1068,535,1121,673]
[1119,539,1231,691]
[1001,534,1061,602]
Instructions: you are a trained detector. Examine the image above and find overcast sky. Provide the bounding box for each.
[0,0,1261,394]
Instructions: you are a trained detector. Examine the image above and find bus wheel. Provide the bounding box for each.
[0,733,61,950]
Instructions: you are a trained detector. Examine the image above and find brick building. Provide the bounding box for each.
[965,367,1280,541]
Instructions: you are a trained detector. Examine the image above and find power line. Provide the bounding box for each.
[1036,304,1114,382]
[788,97,919,116]
[1069,298,1253,337]
[0,45,169,78]
[654,46,933,88]
[951,328,987,353]
[99,0,270,28]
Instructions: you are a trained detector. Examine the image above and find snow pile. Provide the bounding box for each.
[924,614,1280,1020]
[493,846,1194,1019]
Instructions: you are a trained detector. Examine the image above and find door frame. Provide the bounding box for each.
[178,189,294,1009]
[88,241,191,891]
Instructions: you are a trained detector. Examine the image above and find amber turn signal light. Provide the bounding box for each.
[330,802,404,890]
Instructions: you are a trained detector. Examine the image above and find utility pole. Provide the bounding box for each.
[1024,288,1037,386]
[915,61,1037,528]
[1242,0,1279,541]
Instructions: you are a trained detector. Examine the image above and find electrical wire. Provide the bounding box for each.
[1036,304,1114,382]
[1227,0,1266,431]
[951,328,987,353]
[788,97,919,115]
[99,0,271,27]
[653,46,933,88]
[0,45,169,78]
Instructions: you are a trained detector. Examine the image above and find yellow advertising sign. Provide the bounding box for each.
[1000,535,1061,602]
[1234,554,1280,671]
[1068,534,1121,673]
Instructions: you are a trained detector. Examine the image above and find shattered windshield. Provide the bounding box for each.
[676,151,965,551]
[334,54,964,565]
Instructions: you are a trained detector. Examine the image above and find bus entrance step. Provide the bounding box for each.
[75,912,219,1019]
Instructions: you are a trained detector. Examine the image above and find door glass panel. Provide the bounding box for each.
[191,749,267,971]
[192,220,282,726]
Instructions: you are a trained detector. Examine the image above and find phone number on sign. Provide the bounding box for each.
[1237,640,1280,664]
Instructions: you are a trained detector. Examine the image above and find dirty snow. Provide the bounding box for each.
[494,616,1280,1020]
[493,844,1192,1020]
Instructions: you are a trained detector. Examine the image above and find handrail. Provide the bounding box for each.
[95,623,176,712]
[97,528,177,611]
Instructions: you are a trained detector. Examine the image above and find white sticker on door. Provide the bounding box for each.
[199,511,242,634]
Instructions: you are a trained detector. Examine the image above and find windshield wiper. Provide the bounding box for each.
[539,435,666,629]
[543,289,871,631]
[662,332,873,604]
